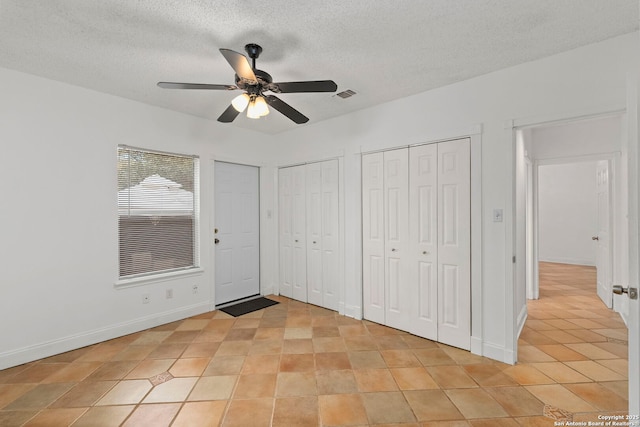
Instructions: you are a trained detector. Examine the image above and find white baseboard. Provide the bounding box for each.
[470,336,483,356]
[261,285,275,297]
[482,341,516,365]
[0,302,211,370]
[517,305,528,339]
[343,304,362,320]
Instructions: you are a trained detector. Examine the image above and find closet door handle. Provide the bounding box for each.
[295,239,299,243]
[422,251,430,255]
[391,248,397,252]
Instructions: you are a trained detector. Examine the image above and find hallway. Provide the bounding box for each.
[0,262,629,426]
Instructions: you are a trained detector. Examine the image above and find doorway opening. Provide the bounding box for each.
[512,111,632,411]
[514,113,627,316]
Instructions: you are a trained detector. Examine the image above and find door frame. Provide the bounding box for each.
[358,130,483,356]
[508,106,638,411]
[275,156,346,314]
[210,158,264,310]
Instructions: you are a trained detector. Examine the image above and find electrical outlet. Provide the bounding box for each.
[192,284,199,294]
[142,293,150,304]
[166,289,173,299]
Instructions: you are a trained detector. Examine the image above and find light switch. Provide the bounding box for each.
[493,209,503,222]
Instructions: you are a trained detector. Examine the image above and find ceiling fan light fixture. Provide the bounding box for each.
[231,93,250,112]
[246,97,261,119]
[247,95,269,119]
[254,95,269,117]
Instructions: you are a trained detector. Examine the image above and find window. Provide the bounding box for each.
[117,145,199,279]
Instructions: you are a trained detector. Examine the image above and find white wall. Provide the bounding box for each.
[269,32,638,363]
[531,115,622,159]
[538,162,598,265]
[0,67,279,369]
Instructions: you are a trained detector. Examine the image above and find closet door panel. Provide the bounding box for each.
[278,168,294,298]
[362,153,385,323]
[292,165,307,302]
[321,159,340,311]
[409,144,438,340]
[306,162,324,307]
[437,138,471,350]
[384,149,410,331]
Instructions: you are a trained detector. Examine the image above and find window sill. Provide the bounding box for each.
[114,267,204,289]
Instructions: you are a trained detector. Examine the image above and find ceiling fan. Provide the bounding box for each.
[157,43,338,124]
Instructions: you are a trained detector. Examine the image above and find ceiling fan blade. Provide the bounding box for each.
[157,82,237,90]
[219,48,257,84]
[270,80,337,93]
[265,95,309,124]
[217,104,240,123]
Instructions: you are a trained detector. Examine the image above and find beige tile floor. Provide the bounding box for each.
[0,262,629,426]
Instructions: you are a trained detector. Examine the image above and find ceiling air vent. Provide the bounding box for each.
[336,89,356,99]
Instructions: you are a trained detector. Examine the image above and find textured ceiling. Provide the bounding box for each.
[0,1,637,134]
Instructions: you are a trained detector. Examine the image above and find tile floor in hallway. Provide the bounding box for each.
[0,262,629,426]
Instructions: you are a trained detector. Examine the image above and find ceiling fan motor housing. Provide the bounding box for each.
[235,69,273,94]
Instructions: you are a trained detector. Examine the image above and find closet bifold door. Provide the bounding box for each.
[306,162,323,307]
[362,152,385,323]
[409,144,438,341]
[320,160,340,311]
[278,165,307,301]
[437,138,471,350]
[291,165,308,302]
[383,148,411,331]
[278,167,294,298]
[306,160,339,310]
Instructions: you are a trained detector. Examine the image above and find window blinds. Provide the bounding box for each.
[117,146,199,278]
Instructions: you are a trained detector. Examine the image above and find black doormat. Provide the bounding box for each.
[219,297,279,317]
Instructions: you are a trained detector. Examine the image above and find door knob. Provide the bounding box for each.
[592,236,599,241]
[422,251,430,255]
[613,285,638,300]
[214,238,220,244]
[295,239,299,243]
[391,248,397,252]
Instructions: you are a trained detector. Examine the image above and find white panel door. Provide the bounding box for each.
[321,159,340,311]
[437,139,471,350]
[291,165,308,302]
[595,160,612,308]
[215,161,260,305]
[384,149,411,331]
[278,167,293,298]
[306,162,324,307]
[362,152,386,324]
[409,144,438,340]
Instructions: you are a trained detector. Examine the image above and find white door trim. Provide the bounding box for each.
[508,109,634,403]
[360,133,483,356]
